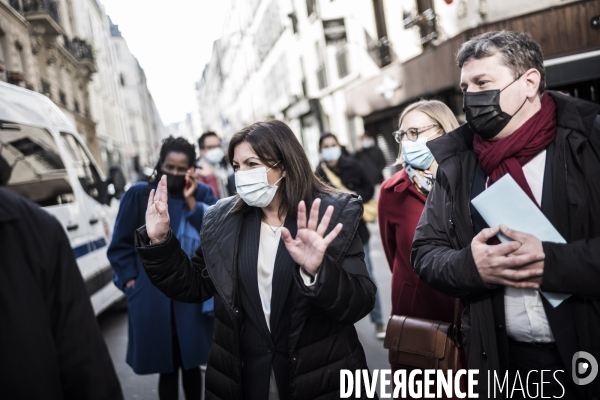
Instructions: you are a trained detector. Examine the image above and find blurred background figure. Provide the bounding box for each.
[196,131,233,199]
[107,136,217,400]
[354,133,387,186]
[378,100,462,399]
[0,187,124,400]
[316,133,386,339]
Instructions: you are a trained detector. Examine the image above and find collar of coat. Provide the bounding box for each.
[199,191,363,311]
[382,167,426,199]
[428,90,600,165]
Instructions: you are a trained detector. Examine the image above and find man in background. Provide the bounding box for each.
[0,186,123,400]
[196,131,233,198]
[354,133,387,185]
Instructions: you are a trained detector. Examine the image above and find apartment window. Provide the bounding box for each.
[315,42,327,90]
[0,32,5,63]
[59,91,67,105]
[41,80,51,97]
[300,56,307,96]
[14,42,24,72]
[336,46,349,79]
[306,0,317,18]
[120,73,125,86]
[74,100,80,113]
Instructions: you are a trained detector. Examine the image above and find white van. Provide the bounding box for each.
[0,81,126,315]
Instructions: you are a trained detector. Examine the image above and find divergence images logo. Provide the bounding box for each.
[572,352,598,386]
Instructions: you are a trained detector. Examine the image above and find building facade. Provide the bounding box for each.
[197,0,600,175]
[345,0,600,172]
[69,0,130,175]
[196,0,393,167]
[0,0,98,159]
[111,20,165,179]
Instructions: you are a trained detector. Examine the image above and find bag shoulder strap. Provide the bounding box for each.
[321,164,348,192]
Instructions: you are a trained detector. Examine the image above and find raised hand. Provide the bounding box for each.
[471,225,544,288]
[281,198,343,277]
[183,168,198,201]
[146,175,170,244]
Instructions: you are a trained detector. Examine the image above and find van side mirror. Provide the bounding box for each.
[109,165,126,199]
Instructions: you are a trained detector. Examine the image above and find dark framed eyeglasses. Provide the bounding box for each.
[393,124,440,143]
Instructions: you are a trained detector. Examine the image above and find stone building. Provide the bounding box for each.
[0,0,98,160]
[111,19,165,179]
[197,0,600,175]
[69,0,130,175]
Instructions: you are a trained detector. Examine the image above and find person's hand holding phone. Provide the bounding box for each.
[183,167,198,199]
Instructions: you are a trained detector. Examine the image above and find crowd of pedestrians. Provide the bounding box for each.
[1,30,599,400]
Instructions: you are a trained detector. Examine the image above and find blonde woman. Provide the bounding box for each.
[378,100,462,399]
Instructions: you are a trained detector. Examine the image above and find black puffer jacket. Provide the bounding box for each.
[135,192,377,400]
[316,155,375,244]
[411,91,600,398]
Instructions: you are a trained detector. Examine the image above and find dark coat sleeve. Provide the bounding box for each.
[541,116,600,297]
[107,184,145,290]
[542,239,600,297]
[292,198,376,324]
[50,217,123,400]
[344,158,375,202]
[411,169,492,299]
[134,227,216,303]
[372,146,387,172]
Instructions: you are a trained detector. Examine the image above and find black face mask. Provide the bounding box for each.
[164,173,186,193]
[463,75,527,140]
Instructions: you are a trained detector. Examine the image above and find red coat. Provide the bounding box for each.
[379,169,458,321]
[379,169,464,399]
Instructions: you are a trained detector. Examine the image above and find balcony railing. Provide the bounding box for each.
[365,29,394,68]
[63,36,95,64]
[11,0,60,23]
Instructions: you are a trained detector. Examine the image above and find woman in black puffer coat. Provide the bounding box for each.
[135,120,378,400]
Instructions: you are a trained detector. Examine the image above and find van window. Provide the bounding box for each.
[60,133,103,202]
[0,122,74,206]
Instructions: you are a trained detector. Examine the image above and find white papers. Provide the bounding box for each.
[471,174,570,307]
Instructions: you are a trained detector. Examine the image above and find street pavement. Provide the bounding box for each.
[98,221,393,399]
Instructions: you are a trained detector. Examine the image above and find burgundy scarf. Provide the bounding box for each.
[473,94,557,207]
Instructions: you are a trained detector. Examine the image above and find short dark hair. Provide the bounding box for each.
[198,131,220,150]
[318,133,339,149]
[228,120,335,219]
[456,31,546,96]
[152,136,196,180]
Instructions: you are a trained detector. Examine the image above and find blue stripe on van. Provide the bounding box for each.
[72,238,107,259]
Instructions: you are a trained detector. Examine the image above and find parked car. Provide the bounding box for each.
[0,81,126,315]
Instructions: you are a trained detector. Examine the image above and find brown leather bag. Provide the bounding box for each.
[384,299,461,371]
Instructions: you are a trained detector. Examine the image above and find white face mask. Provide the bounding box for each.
[235,162,283,208]
[205,147,225,164]
[321,146,341,163]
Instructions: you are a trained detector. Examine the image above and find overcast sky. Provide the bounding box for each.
[101,0,227,125]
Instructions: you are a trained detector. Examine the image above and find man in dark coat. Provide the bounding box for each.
[354,134,387,185]
[0,188,123,400]
[411,31,600,399]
